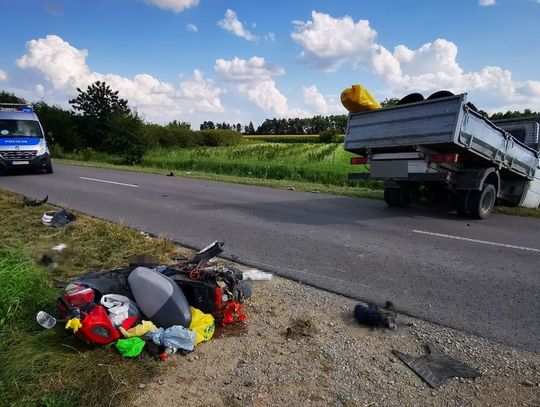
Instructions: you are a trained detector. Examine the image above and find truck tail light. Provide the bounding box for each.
[350,156,370,165]
[428,153,459,163]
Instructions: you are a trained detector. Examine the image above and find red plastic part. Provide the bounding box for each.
[63,284,95,308]
[76,305,121,345]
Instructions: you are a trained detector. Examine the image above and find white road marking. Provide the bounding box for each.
[413,229,540,253]
[78,176,139,188]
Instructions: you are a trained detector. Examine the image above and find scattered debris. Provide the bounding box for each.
[138,383,146,390]
[23,195,48,207]
[242,269,273,281]
[310,190,320,194]
[40,254,54,267]
[287,186,295,191]
[193,240,224,267]
[167,172,174,177]
[51,243,67,252]
[393,343,480,388]
[36,310,58,329]
[37,240,250,363]
[42,209,76,228]
[354,301,396,330]
[116,337,146,358]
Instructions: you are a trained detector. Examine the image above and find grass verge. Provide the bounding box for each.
[0,190,190,407]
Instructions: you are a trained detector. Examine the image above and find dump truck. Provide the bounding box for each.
[344,93,540,218]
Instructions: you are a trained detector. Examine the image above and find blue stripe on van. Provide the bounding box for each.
[0,138,41,146]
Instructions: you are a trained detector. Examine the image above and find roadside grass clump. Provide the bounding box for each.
[0,245,57,333]
[0,190,187,406]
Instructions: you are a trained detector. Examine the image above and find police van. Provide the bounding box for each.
[0,103,53,173]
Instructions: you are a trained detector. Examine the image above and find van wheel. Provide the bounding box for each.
[468,184,496,219]
[45,163,54,174]
[456,191,471,217]
[384,187,409,207]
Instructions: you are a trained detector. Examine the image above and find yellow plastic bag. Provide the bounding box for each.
[189,307,215,346]
[119,320,157,338]
[341,84,381,113]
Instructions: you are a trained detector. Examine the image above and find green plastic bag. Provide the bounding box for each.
[115,337,145,357]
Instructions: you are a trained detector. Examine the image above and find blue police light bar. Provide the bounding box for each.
[0,103,33,112]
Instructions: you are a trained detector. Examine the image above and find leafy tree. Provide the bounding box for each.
[381,97,400,108]
[200,121,215,130]
[167,120,191,130]
[69,81,129,119]
[69,81,146,163]
[0,91,26,104]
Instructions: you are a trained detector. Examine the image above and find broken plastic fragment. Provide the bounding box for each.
[393,343,480,388]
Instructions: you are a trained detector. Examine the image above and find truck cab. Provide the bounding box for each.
[0,103,53,173]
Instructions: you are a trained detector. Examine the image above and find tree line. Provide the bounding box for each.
[1,83,539,164]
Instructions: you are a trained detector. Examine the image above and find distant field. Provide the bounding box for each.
[142,142,371,187]
[58,141,375,188]
[244,135,344,143]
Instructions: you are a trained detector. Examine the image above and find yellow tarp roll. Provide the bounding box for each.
[341,84,381,113]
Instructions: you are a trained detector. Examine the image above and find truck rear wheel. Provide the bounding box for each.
[468,184,496,219]
[456,191,471,217]
[384,187,409,207]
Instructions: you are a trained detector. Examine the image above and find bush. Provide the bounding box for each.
[319,129,340,143]
[102,113,147,164]
[144,124,198,148]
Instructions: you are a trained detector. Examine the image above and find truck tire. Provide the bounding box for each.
[456,191,471,217]
[384,187,409,207]
[468,184,496,219]
[45,163,53,174]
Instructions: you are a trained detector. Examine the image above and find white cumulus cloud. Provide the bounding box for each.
[215,56,305,117]
[302,85,342,115]
[145,0,199,13]
[292,11,540,112]
[479,0,496,6]
[16,35,224,122]
[292,11,377,72]
[186,23,198,32]
[0,69,7,81]
[218,9,258,41]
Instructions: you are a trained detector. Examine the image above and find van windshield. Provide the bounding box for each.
[0,119,43,138]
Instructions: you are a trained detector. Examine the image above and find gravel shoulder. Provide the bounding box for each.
[133,268,540,407]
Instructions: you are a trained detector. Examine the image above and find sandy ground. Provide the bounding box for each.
[131,271,540,407]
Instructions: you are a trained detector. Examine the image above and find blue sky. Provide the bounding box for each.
[1,0,539,127]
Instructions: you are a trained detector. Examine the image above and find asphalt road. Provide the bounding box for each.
[1,164,539,352]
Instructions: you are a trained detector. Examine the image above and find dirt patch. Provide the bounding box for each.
[132,274,540,407]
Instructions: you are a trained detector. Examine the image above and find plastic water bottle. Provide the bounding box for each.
[36,311,57,329]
